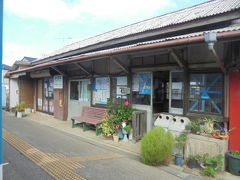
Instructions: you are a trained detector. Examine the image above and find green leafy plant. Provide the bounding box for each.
[107,101,135,128]
[188,154,202,162]
[141,127,174,166]
[186,117,217,134]
[186,121,201,134]
[100,114,116,136]
[15,102,26,112]
[123,124,132,134]
[201,117,216,134]
[175,133,188,155]
[231,151,240,157]
[199,153,224,178]
[201,167,216,177]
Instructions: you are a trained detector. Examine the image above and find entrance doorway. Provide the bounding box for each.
[153,71,169,113]
[153,71,184,114]
[37,78,54,114]
[43,78,54,114]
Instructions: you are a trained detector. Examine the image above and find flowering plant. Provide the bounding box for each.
[15,102,26,112]
[101,101,134,136]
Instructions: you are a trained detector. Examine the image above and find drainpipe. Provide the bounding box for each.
[204,32,227,74]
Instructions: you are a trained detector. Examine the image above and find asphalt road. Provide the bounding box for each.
[3,111,181,180]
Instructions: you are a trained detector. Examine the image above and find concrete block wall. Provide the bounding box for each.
[184,134,228,169]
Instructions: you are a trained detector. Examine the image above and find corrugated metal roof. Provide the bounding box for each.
[35,0,240,62]
[10,25,240,74]
[54,25,240,62]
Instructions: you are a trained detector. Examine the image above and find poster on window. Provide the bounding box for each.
[139,73,151,95]
[117,77,127,86]
[95,77,108,90]
[53,75,63,89]
[132,74,139,91]
[93,77,110,104]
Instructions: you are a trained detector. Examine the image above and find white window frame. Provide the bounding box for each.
[69,79,90,102]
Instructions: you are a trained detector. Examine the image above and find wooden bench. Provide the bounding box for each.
[71,106,107,135]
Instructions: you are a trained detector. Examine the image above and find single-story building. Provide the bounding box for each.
[7,56,37,109]
[8,0,240,150]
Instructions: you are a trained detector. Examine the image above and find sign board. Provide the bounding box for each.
[53,75,63,89]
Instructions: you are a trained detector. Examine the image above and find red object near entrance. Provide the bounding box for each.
[229,72,240,151]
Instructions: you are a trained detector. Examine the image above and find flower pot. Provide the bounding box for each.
[175,155,184,166]
[128,129,133,140]
[118,129,124,139]
[17,112,23,118]
[226,152,240,176]
[113,135,119,142]
[103,135,113,140]
[187,159,200,169]
[121,128,128,142]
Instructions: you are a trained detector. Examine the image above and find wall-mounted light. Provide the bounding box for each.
[204,32,217,50]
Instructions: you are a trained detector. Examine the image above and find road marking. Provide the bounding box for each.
[3,129,124,180]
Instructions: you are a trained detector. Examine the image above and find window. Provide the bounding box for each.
[112,76,128,105]
[80,80,91,101]
[132,72,152,105]
[92,77,110,105]
[70,81,79,100]
[70,80,90,101]
[169,72,184,114]
[189,73,223,114]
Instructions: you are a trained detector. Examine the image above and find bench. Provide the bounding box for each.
[71,106,107,135]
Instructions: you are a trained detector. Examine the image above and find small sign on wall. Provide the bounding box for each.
[53,75,63,89]
[38,98,42,106]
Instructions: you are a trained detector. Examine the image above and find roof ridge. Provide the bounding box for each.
[36,0,240,62]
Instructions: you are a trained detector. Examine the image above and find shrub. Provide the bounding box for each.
[141,127,174,166]
[199,153,224,178]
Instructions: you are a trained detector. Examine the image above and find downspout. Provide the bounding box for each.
[204,32,228,129]
[204,32,227,74]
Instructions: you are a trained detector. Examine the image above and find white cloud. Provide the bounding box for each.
[5,0,175,23]
[3,43,37,66]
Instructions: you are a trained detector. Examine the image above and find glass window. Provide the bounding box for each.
[170,72,184,110]
[80,80,91,102]
[70,81,79,100]
[189,73,223,114]
[112,76,128,105]
[92,77,110,105]
[132,72,152,105]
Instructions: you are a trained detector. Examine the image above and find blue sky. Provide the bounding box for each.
[3,0,209,66]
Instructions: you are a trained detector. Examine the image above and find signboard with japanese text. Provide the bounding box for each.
[53,75,63,89]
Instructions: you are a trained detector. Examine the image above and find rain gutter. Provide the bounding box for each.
[9,30,240,75]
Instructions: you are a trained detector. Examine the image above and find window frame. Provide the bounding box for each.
[187,72,224,116]
[132,72,152,106]
[69,79,91,102]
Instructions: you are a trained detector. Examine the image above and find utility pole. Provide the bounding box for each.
[0,0,3,179]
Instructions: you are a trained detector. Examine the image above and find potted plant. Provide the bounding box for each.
[186,121,201,134]
[15,102,26,118]
[187,155,201,169]
[201,117,216,134]
[174,133,188,166]
[113,125,120,142]
[99,114,115,138]
[226,151,240,176]
[199,153,224,178]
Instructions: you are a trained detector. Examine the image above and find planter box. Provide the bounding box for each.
[184,134,228,169]
[226,152,240,176]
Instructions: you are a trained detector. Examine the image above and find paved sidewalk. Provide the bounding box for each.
[25,111,141,156]
[6,111,239,180]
